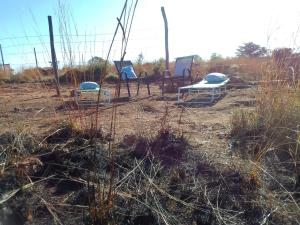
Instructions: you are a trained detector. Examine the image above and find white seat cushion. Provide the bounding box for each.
[204,73,228,83]
[80,82,100,90]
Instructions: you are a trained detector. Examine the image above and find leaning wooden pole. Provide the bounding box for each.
[48,16,61,96]
[161,7,169,71]
[161,7,169,95]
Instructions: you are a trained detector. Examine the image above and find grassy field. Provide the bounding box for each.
[0,57,300,225]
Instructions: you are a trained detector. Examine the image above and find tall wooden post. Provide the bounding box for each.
[161,7,169,95]
[48,15,60,96]
[0,44,5,71]
[161,7,169,72]
[34,47,38,68]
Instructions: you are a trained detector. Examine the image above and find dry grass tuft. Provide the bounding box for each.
[18,68,43,81]
[230,57,300,223]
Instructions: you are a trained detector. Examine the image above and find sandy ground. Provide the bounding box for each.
[0,81,256,162]
[4,82,295,225]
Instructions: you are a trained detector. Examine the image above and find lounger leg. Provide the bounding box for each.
[107,92,111,103]
[211,88,215,103]
[75,91,79,106]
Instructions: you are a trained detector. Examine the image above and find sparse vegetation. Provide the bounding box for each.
[2,0,300,222]
[6,40,300,225]
[1,43,300,225]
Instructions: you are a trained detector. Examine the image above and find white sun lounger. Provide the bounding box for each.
[75,82,111,106]
[178,73,229,103]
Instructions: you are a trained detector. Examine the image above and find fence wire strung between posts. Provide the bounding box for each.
[0,29,163,72]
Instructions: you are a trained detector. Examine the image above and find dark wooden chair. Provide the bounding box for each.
[114,60,150,97]
[162,55,195,94]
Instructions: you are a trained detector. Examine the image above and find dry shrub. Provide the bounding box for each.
[231,58,300,142]
[0,70,11,81]
[203,57,266,82]
[230,109,261,138]
[231,57,267,81]
[230,57,300,190]
[60,67,90,85]
[255,59,300,155]
[60,64,114,85]
[229,57,300,223]
[45,120,103,144]
[127,106,189,166]
[18,68,42,81]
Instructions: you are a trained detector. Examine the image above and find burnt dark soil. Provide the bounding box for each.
[0,128,288,225]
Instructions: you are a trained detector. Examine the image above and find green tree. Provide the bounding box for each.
[87,56,106,79]
[210,53,223,61]
[135,52,144,74]
[236,42,267,57]
[88,56,105,65]
[153,57,165,75]
[136,52,144,65]
[194,55,203,63]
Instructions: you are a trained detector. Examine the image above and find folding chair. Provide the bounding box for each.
[162,55,195,94]
[178,73,230,104]
[114,60,150,97]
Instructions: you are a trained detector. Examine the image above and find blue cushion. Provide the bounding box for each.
[121,66,137,80]
[204,73,228,83]
[80,82,100,90]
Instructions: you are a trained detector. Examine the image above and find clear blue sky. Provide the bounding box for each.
[1,0,300,71]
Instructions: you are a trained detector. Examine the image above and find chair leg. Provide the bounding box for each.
[146,82,150,95]
[162,77,165,96]
[143,72,151,96]
[125,76,131,97]
[137,78,141,96]
[117,81,121,98]
[171,78,174,90]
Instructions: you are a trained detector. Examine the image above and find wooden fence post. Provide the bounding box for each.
[161,7,169,95]
[34,47,38,68]
[0,44,5,71]
[48,15,61,96]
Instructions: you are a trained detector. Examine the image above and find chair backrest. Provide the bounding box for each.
[114,60,137,80]
[173,55,194,78]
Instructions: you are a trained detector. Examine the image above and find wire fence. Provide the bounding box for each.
[0,29,164,72]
